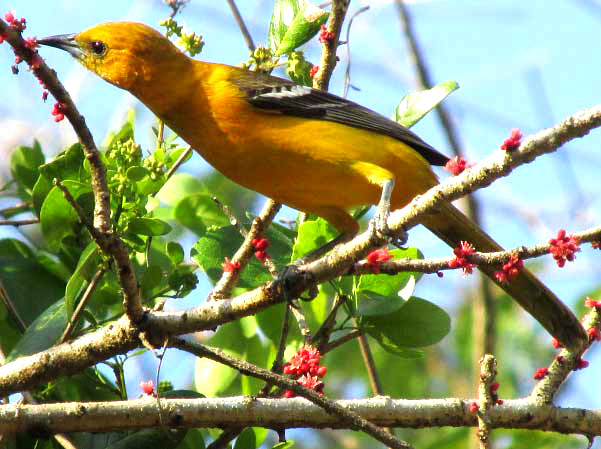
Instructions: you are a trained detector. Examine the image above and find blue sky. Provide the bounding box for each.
[1,0,600,426]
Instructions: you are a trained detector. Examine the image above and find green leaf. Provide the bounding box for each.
[291,218,338,261]
[195,322,247,396]
[234,428,269,449]
[6,298,67,362]
[166,241,185,264]
[126,166,149,181]
[103,114,135,149]
[166,146,193,169]
[192,225,292,290]
[286,51,314,87]
[141,265,164,299]
[269,0,303,53]
[255,303,300,348]
[394,80,459,128]
[10,140,45,191]
[127,217,172,236]
[161,389,204,399]
[33,143,86,215]
[178,429,206,449]
[173,193,229,236]
[0,239,65,328]
[272,442,295,449]
[360,296,451,352]
[104,429,186,449]
[275,2,329,55]
[372,339,423,359]
[35,250,72,282]
[40,180,93,250]
[356,248,423,316]
[157,173,206,205]
[64,242,100,318]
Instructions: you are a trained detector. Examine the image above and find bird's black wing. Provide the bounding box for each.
[229,69,449,166]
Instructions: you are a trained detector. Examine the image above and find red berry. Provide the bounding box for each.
[140,380,154,395]
[316,366,328,377]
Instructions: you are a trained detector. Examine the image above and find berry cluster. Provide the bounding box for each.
[309,65,319,78]
[494,254,523,283]
[444,156,474,176]
[283,345,328,398]
[500,129,522,151]
[448,241,476,275]
[252,237,270,262]
[549,229,580,267]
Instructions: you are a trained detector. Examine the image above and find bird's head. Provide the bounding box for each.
[38,22,185,91]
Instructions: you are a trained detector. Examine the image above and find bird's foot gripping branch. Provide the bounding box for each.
[1,3,601,449]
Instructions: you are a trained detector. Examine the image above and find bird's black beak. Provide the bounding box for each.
[37,33,82,59]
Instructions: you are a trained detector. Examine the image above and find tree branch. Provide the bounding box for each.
[0,19,144,323]
[172,339,413,449]
[475,355,497,449]
[1,396,599,438]
[1,103,600,398]
[313,0,350,90]
[351,223,601,276]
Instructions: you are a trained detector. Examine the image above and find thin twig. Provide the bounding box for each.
[313,0,350,90]
[0,20,110,232]
[212,305,292,449]
[209,199,281,300]
[353,319,396,439]
[172,338,414,449]
[312,294,347,349]
[60,268,106,343]
[342,6,370,98]
[226,0,255,52]
[0,218,39,226]
[271,304,292,378]
[165,146,193,180]
[0,202,30,216]
[475,355,497,449]
[350,223,601,276]
[531,304,601,404]
[321,329,361,354]
[1,20,144,322]
[53,179,98,239]
[354,320,384,395]
[289,301,311,340]
[0,279,26,333]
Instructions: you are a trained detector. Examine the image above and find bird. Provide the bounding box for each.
[38,22,586,349]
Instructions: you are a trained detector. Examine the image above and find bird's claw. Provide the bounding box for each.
[369,210,409,249]
[274,263,317,303]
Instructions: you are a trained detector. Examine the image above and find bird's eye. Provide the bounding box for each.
[90,41,106,56]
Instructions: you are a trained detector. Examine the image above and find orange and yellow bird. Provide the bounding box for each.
[39,22,585,349]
